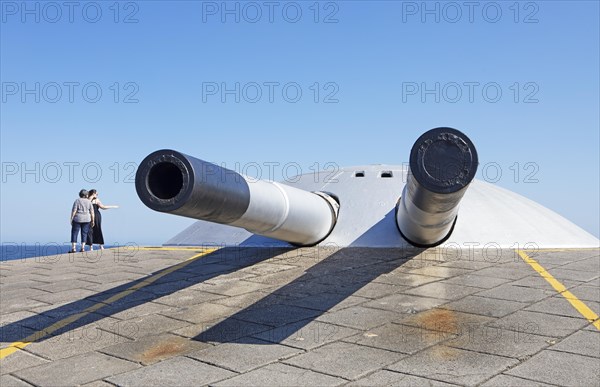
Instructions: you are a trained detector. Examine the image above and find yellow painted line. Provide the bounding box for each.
[527,248,599,253]
[139,246,215,251]
[517,249,600,331]
[0,248,218,360]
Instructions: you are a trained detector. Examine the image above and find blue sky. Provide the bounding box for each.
[1,0,599,245]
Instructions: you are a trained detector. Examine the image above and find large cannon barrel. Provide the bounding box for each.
[396,127,478,247]
[135,150,339,246]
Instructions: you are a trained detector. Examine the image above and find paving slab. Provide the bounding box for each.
[440,274,512,289]
[202,271,259,287]
[0,276,34,285]
[507,275,582,290]
[557,256,600,272]
[525,296,600,319]
[316,306,402,330]
[525,250,597,265]
[489,310,589,338]
[252,319,359,350]
[188,337,301,372]
[364,293,448,314]
[0,311,37,326]
[191,280,275,297]
[545,268,599,282]
[445,326,553,359]
[102,301,175,320]
[1,288,51,301]
[81,380,116,387]
[407,265,473,278]
[343,322,450,354]
[99,333,211,365]
[402,282,481,300]
[24,323,132,360]
[549,330,600,358]
[437,259,497,270]
[0,374,34,387]
[87,289,156,309]
[371,272,440,287]
[394,308,495,335]
[234,304,322,327]
[161,302,238,324]
[1,324,44,347]
[14,352,139,386]
[1,298,50,314]
[440,295,528,318]
[101,314,191,339]
[342,282,408,299]
[472,266,533,280]
[481,373,555,386]
[0,350,49,375]
[81,271,143,285]
[243,267,309,286]
[211,290,301,309]
[28,299,102,320]
[105,356,235,386]
[387,345,519,386]
[506,350,600,386]
[21,272,78,283]
[274,281,349,297]
[475,284,554,303]
[348,370,457,386]
[238,262,299,276]
[282,293,369,312]
[152,289,226,307]
[284,341,405,380]
[584,322,600,332]
[0,279,52,292]
[213,363,346,386]
[173,317,272,343]
[565,284,600,302]
[81,280,139,295]
[31,279,98,293]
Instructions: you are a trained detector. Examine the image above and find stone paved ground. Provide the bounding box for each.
[0,246,598,386]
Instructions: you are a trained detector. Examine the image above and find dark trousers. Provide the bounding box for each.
[71,222,91,244]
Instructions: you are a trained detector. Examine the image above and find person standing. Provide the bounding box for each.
[70,189,94,253]
[85,189,119,250]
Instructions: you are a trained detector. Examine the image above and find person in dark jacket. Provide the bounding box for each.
[85,189,119,250]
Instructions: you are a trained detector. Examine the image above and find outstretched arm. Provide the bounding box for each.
[96,198,119,210]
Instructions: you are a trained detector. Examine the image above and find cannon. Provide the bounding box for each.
[396,127,478,247]
[135,150,339,246]
[135,128,477,248]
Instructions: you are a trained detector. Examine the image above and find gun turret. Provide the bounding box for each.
[136,128,476,248]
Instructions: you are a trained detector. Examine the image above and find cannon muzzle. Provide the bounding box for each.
[396,127,478,247]
[135,150,339,246]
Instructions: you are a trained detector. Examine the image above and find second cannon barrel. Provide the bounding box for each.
[135,149,339,246]
[396,127,478,247]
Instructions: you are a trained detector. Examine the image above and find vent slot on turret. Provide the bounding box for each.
[380,171,393,178]
[354,171,365,177]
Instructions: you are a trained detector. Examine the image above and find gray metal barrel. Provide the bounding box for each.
[135,150,339,246]
[396,128,478,247]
